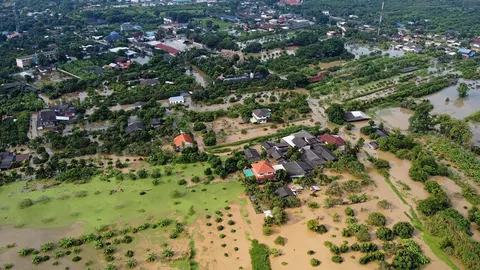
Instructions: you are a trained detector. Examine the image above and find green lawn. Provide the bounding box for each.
[0,163,244,232]
[195,18,234,29]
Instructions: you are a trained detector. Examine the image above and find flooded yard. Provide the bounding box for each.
[374,107,414,131]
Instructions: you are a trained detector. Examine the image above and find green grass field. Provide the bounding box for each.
[0,163,244,232]
[195,18,234,30]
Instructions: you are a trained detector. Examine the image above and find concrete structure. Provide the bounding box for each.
[15,51,56,68]
[169,96,185,104]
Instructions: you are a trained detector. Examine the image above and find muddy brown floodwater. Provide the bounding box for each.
[0,222,84,269]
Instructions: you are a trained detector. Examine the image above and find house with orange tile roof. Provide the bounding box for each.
[251,160,276,183]
[174,133,194,149]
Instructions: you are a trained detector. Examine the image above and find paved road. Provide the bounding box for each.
[28,112,39,139]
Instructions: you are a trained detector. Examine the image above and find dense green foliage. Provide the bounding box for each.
[249,240,272,270]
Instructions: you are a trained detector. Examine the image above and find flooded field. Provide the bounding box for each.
[345,44,405,59]
[374,107,414,131]
[425,78,480,144]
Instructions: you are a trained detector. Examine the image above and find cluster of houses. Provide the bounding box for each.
[37,104,76,130]
[243,130,342,183]
[0,152,30,171]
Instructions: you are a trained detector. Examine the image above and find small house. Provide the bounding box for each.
[318,133,345,149]
[150,118,165,129]
[174,133,194,149]
[124,122,145,134]
[274,187,295,198]
[251,109,271,124]
[458,48,476,58]
[343,111,371,122]
[169,96,185,104]
[368,141,379,149]
[0,152,14,170]
[37,110,57,130]
[251,160,276,183]
[244,148,261,162]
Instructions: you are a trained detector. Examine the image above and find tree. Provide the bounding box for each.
[376,227,394,241]
[326,104,345,125]
[287,72,309,87]
[126,258,137,269]
[393,222,414,239]
[271,206,287,225]
[366,212,387,227]
[146,252,157,262]
[408,101,434,133]
[274,236,285,246]
[307,219,328,234]
[457,82,469,98]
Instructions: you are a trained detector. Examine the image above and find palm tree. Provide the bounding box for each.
[162,248,174,258]
[146,252,157,262]
[105,263,116,270]
[126,258,137,269]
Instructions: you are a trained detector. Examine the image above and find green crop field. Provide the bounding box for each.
[0,163,244,232]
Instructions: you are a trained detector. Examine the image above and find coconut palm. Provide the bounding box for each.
[146,252,157,262]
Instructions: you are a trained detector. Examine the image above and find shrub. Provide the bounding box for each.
[217,225,224,231]
[18,248,36,256]
[376,227,394,241]
[359,242,378,253]
[377,200,392,209]
[19,198,34,209]
[227,220,235,225]
[72,256,82,262]
[215,217,223,223]
[393,222,414,239]
[274,236,285,246]
[310,258,321,266]
[219,234,226,239]
[331,255,344,264]
[249,240,271,270]
[177,179,187,185]
[125,250,134,257]
[307,219,328,234]
[308,202,320,209]
[3,264,14,269]
[307,250,315,255]
[344,207,354,216]
[40,242,54,252]
[366,212,386,227]
[191,176,201,183]
[262,226,272,236]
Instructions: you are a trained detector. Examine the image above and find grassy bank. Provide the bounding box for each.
[0,163,244,232]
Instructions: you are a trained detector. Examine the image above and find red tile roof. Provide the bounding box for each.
[319,133,345,147]
[155,44,180,55]
[174,133,194,147]
[251,160,275,175]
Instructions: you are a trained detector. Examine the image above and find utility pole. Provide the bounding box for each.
[377,0,385,36]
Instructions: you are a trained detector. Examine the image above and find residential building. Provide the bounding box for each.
[471,37,480,51]
[458,48,476,58]
[282,130,316,149]
[169,96,185,104]
[51,103,76,118]
[155,44,180,55]
[1,82,38,95]
[343,111,371,122]
[251,109,271,124]
[37,110,57,130]
[150,118,165,129]
[244,148,261,162]
[251,160,276,183]
[288,20,311,30]
[120,22,135,31]
[374,129,389,138]
[0,152,14,171]
[403,42,423,53]
[174,133,194,149]
[319,133,345,149]
[282,161,312,178]
[368,141,379,149]
[274,186,295,198]
[15,51,57,68]
[124,122,146,134]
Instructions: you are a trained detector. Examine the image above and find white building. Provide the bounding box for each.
[169,96,185,104]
